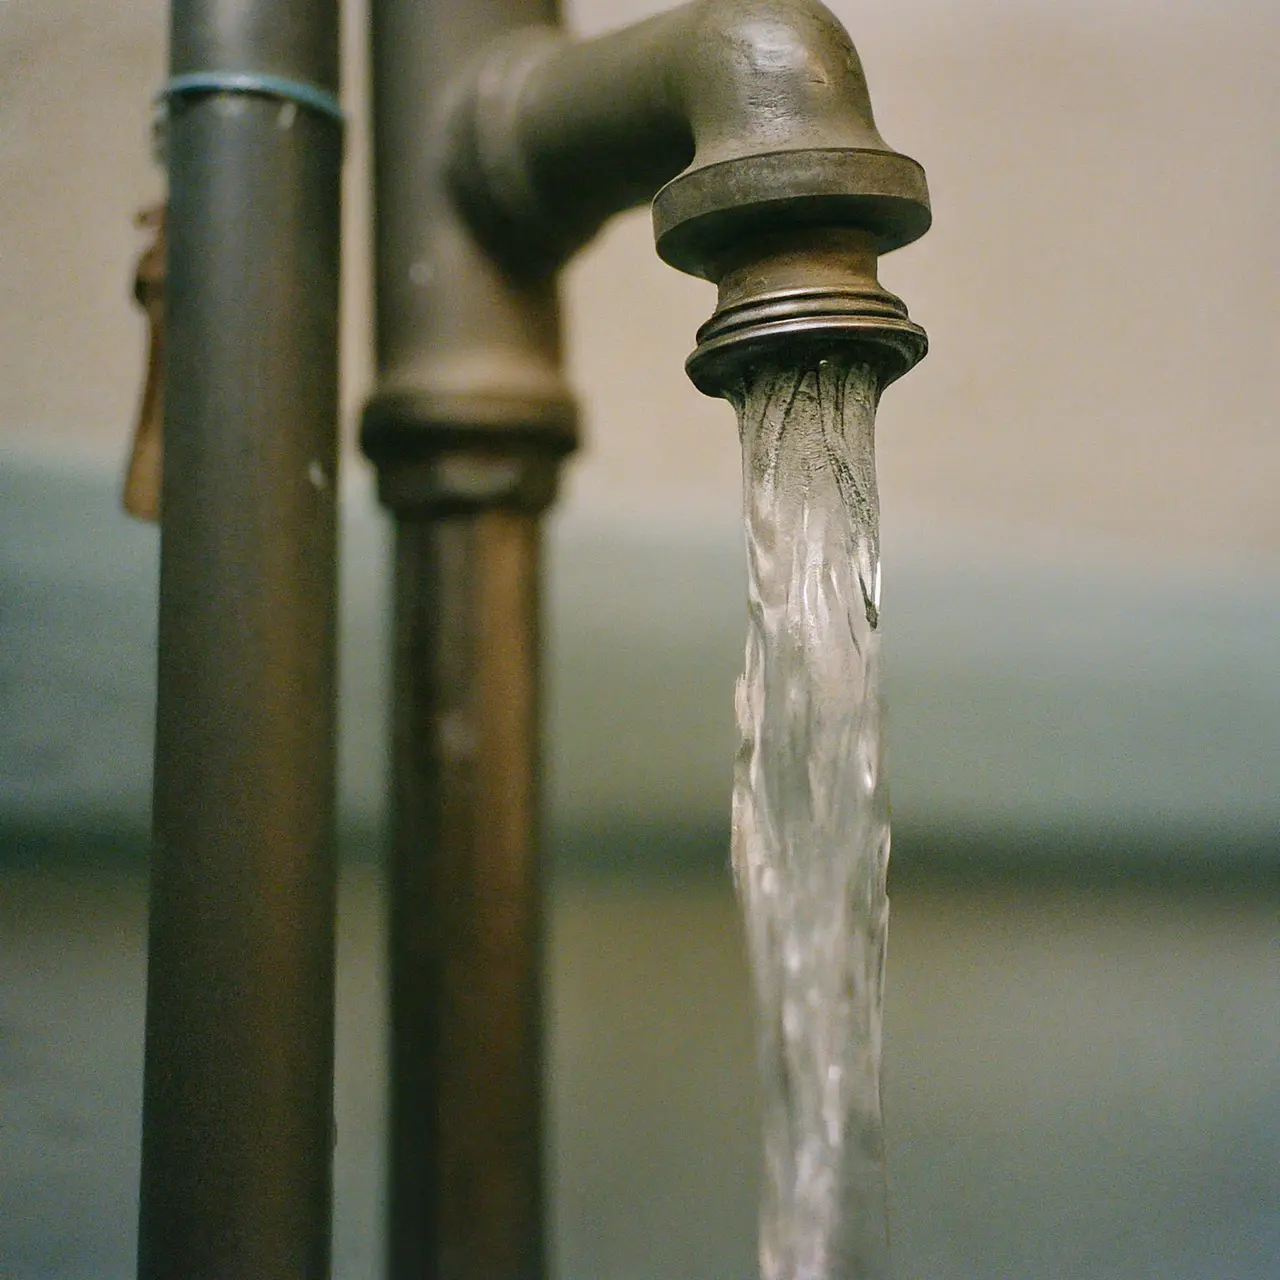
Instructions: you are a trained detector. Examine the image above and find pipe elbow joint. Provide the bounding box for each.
[656,0,930,278]
[446,0,929,280]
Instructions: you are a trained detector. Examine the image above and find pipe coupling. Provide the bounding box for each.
[685,227,927,397]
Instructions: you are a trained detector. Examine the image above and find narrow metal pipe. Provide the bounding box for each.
[388,512,547,1280]
[367,4,571,1279]
[138,0,342,1275]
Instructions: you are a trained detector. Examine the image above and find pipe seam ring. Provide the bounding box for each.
[158,72,345,127]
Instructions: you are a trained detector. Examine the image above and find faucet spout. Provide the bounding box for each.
[447,0,929,389]
[359,6,931,1275]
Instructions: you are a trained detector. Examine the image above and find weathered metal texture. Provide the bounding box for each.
[364,3,568,1279]
[447,0,930,278]
[363,0,576,489]
[685,225,927,395]
[138,0,342,1276]
[387,511,548,1280]
[446,0,930,392]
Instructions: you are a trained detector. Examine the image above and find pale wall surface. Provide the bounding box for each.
[2,0,1277,563]
[6,870,1279,1280]
[7,459,1279,853]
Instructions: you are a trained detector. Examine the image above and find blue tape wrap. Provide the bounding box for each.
[160,71,345,126]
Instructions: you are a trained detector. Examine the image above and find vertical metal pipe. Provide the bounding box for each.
[367,3,573,1278]
[388,511,548,1280]
[138,1,342,1276]
[368,0,571,431]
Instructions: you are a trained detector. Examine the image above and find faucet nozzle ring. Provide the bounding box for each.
[684,226,927,398]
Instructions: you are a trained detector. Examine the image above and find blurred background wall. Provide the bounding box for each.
[4,0,1279,554]
[2,1,1278,1278]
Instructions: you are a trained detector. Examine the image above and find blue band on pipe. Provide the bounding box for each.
[160,71,345,125]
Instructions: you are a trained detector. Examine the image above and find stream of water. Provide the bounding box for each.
[728,352,893,1280]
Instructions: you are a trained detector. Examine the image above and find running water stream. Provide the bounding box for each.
[728,352,893,1280]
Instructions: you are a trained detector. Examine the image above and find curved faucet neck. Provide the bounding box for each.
[446,0,929,279]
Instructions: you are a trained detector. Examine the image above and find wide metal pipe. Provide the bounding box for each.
[367,3,571,1279]
[366,0,573,450]
[138,0,342,1275]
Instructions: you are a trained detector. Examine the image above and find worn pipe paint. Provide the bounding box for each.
[138,0,342,1275]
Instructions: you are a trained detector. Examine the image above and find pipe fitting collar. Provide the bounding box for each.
[685,226,927,397]
[654,146,930,282]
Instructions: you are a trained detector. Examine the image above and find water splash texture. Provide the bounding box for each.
[728,353,892,1280]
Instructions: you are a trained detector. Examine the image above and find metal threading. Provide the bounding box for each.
[686,225,927,398]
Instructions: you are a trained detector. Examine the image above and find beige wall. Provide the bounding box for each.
[3,0,1277,562]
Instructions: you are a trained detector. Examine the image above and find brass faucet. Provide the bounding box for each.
[133,2,929,1275]
[362,3,930,1276]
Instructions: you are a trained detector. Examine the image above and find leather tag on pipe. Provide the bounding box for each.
[123,204,166,524]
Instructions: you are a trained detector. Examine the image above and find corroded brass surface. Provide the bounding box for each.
[444,0,930,405]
